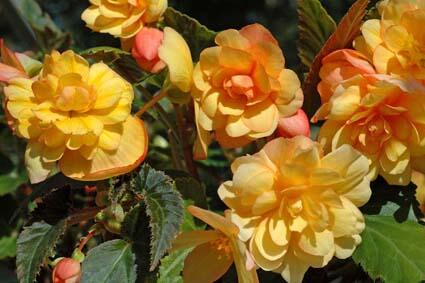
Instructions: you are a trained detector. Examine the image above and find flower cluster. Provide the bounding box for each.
[6,0,415,282]
[314,0,425,185]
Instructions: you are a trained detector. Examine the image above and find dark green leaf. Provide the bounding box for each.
[81,239,137,283]
[163,7,217,61]
[166,171,207,209]
[122,204,158,282]
[353,215,425,283]
[135,164,184,271]
[80,46,130,64]
[297,0,336,70]
[0,236,17,260]
[30,186,72,225]
[13,0,70,51]
[16,220,66,283]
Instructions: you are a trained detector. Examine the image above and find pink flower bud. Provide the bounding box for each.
[277,109,310,138]
[52,258,81,283]
[132,28,166,73]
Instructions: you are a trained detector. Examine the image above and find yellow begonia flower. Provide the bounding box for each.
[355,0,425,78]
[411,171,425,219]
[81,0,167,39]
[314,49,425,185]
[172,206,258,283]
[4,50,148,183]
[219,136,371,283]
[191,24,303,159]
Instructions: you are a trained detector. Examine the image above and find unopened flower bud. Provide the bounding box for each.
[277,109,310,138]
[132,28,166,73]
[52,258,81,283]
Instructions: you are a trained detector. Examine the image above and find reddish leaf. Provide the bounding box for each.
[302,0,369,118]
[0,39,25,73]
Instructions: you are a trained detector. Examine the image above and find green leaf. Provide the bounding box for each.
[121,204,158,282]
[81,239,137,283]
[80,47,130,64]
[30,186,72,225]
[135,164,184,271]
[13,0,70,51]
[0,173,26,196]
[157,249,191,283]
[0,236,17,260]
[353,215,425,283]
[163,7,217,61]
[297,0,336,70]
[16,220,66,283]
[165,171,208,209]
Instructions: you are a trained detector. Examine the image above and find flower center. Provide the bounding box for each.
[224,75,254,100]
[55,74,95,113]
[210,235,232,258]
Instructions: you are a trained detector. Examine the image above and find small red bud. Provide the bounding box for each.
[52,258,81,283]
[132,27,166,73]
[277,109,311,138]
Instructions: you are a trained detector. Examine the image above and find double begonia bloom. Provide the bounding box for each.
[4,50,148,183]
[192,24,303,159]
[219,136,371,283]
[314,49,425,185]
[81,0,167,39]
[132,27,166,73]
[356,0,425,78]
[172,206,258,283]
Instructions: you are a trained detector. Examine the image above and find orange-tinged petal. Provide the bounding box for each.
[215,29,250,50]
[59,116,148,181]
[183,242,233,283]
[230,238,259,283]
[219,47,254,74]
[242,100,278,134]
[187,206,239,237]
[240,23,278,46]
[171,230,221,252]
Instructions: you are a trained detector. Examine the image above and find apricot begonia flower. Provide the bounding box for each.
[81,0,167,39]
[132,27,166,73]
[4,50,148,183]
[172,206,258,283]
[314,49,425,185]
[191,24,303,159]
[355,0,425,78]
[219,136,371,283]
